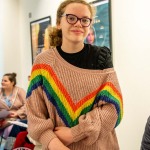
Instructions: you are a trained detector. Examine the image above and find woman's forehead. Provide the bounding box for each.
[3,76,9,80]
[64,3,91,17]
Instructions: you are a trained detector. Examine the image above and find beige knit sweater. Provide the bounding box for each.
[26,48,123,150]
[0,86,26,119]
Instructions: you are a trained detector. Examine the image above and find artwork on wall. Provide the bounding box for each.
[85,0,111,49]
[30,16,51,63]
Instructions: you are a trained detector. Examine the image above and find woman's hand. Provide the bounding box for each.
[0,119,8,128]
[0,119,4,127]
[48,138,70,150]
[8,111,18,118]
[54,126,73,146]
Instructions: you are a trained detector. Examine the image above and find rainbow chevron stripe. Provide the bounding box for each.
[27,64,123,127]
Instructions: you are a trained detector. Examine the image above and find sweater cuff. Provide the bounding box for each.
[39,130,57,149]
[71,124,87,142]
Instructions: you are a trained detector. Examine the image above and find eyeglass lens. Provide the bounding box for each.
[66,14,91,27]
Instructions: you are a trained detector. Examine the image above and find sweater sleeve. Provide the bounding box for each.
[71,103,117,145]
[16,88,27,119]
[96,46,113,69]
[26,58,57,148]
[71,71,123,146]
[26,86,57,148]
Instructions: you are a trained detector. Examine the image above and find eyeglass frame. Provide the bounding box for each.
[61,14,92,27]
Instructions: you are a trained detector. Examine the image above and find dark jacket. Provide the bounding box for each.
[141,116,150,150]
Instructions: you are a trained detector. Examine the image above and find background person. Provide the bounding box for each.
[141,116,150,150]
[0,72,27,149]
[26,0,123,150]
[85,26,97,45]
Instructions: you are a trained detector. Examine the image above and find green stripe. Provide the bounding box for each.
[98,90,122,124]
[27,75,42,94]
[97,90,120,106]
[71,104,93,126]
[43,76,73,124]
[27,75,98,127]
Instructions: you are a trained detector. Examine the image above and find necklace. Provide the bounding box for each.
[3,93,13,107]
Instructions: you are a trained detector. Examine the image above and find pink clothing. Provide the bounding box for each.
[0,86,26,119]
[26,49,123,150]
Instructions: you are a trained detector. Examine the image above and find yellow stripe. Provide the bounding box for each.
[32,69,75,118]
[31,69,97,120]
[102,85,123,116]
[31,69,123,120]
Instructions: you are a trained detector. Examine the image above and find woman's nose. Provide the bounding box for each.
[74,20,82,27]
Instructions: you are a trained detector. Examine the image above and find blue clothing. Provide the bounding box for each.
[9,120,27,137]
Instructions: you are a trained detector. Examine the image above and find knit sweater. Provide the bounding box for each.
[0,86,26,119]
[26,48,123,150]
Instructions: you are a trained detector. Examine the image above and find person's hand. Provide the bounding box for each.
[0,119,8,128]
[8,111,18,118]
[48,138,70,150]
[0,120,4,127]
[54,126,73,146]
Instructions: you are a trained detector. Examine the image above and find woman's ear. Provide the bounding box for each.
[12,81,15,86]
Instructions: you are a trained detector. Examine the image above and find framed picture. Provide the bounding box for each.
[85,0,111,49]
[30,16,51,63]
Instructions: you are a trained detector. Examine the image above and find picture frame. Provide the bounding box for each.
[30,16,51,63]
[85,0,112,49]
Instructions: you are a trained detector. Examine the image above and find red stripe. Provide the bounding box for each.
[31,64,123,111]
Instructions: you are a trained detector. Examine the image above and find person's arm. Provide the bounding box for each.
[96,46,113,69]
[9,87,27,119]
[48,138,70,150]
[72,70,123,146]
[27,86,71,150]
[16,88,27,119]
[54,78,123,146]
[53,103,118,146]
[70,103,117,145]
[26,55,71,149]
[26,82,56,146]
[141,116,150,150]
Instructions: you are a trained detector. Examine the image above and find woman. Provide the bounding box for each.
[26,0,123,150]
[0,72,27,149]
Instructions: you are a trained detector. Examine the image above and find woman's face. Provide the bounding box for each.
[1,76,14,89]
[59,3,91,44]
[86,28,95,44]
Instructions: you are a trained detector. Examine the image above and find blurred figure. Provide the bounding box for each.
[0,72,27,149]
[141,116,150,150]
[85,26,97,45]
[28,75,31,82]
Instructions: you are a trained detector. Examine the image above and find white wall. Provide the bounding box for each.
[0,0,4,78]
[0,0,22,86]
[1,0,150,149]
[19,0,60,90]
[111,0,150,149]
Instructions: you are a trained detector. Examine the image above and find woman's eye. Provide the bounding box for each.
[82,18,89,23]
[69,17,75,21]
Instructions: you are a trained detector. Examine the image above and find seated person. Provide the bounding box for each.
[0,72,27,149]
[141,116,150,150]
